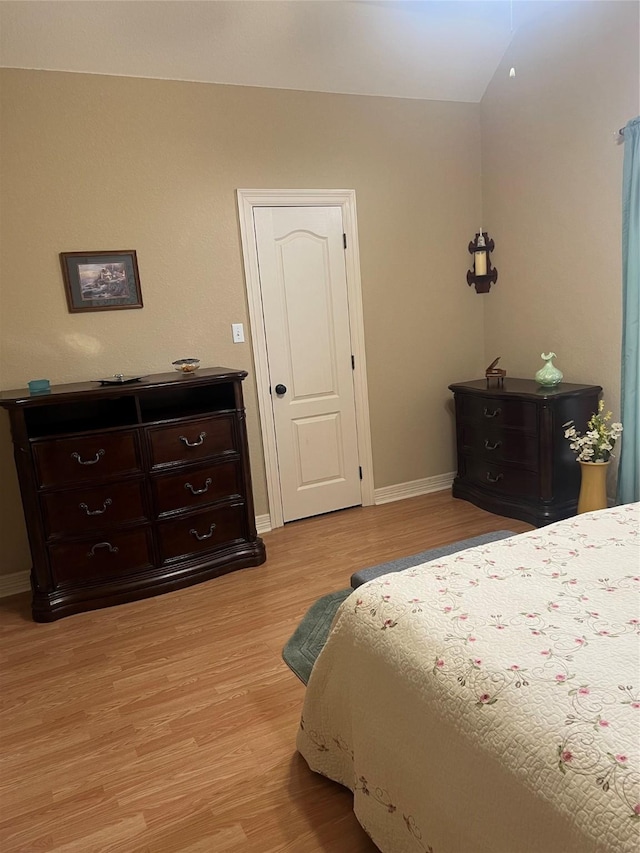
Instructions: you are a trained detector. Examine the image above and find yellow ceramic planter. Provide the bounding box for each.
[577,460,610,514]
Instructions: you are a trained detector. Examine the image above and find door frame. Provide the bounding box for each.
[237,188,374,529]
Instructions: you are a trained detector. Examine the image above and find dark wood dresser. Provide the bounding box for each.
[448,378,602,526]
[0,367,266,621]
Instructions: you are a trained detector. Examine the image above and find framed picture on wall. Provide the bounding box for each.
[60,250,143,313]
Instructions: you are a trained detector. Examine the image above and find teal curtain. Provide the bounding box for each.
[617,116,640,505]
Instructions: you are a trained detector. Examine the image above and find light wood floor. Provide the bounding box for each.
[0,492,531,853]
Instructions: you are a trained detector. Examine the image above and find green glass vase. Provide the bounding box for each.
[535,352,563,387]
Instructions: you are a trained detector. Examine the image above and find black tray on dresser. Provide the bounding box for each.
[1,367,266,621]
[448,378,602,527]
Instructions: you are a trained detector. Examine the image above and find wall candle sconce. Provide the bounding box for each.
[467,230,498,294]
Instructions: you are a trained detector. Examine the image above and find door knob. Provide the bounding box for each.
[274,384,287,395]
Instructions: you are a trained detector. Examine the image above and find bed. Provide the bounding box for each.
[297,504,640,853]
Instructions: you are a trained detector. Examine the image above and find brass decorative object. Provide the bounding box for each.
[485,356,506,386]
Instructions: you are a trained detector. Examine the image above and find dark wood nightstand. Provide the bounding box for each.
[448,378,602,526]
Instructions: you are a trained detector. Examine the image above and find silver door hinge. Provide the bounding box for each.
[343,233,347,250]
[359,466,363,480]
[351,355,355,369]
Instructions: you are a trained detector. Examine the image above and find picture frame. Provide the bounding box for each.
[60,250,143,313]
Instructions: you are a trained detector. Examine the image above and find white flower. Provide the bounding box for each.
[563,402,623,463]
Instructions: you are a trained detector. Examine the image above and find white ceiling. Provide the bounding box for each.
[0,0,556,103]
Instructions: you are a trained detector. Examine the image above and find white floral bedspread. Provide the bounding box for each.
[297,504,640,853]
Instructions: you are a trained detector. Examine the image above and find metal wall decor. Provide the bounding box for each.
[467,230,498,294]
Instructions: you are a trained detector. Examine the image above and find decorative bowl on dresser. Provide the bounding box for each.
[448,378,602,527]
[0,367,266,621]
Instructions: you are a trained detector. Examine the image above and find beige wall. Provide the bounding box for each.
[0,69,485,576]
[481,0,639,473]
[2,1,634,580]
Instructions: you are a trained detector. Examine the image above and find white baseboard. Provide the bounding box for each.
[374,472,455,505]
[256,513,272,534]
[256,476,455,532]
[0,570,30,598]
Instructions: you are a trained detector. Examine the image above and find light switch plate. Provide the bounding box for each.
[232,323,245,343]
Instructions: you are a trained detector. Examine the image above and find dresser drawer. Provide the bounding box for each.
[459,395,537,432]
[147,415,236,468]
[460,424,538,468]
[33,431,141,488]
[49,527,154,587]
[41,480,148,538]
[157,503,246,563]
[152,460,242,517]
[464,457,539,498]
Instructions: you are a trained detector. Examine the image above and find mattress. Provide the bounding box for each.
[297,504,640,853]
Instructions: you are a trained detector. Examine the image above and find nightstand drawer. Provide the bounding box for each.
[49,527,154,587]
[41,479,148,538]
[460,396,537,432]
[147,415,236,468]
[33,431,141,488]
[158,504,246,563]
[152,460,242,516]
[460,424,538,468]
[464,457,538,498]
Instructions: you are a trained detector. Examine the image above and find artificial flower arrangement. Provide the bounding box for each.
[563,400,623,463]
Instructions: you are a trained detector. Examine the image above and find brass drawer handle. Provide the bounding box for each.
[79,498,113,516]
[484,439,502,451]
[179,431,207,448]
[87,541,119,557]
[486,472,504,483]
[71,449,105,465]
[189,523,217,541]
[483,407,501,419]
[185,478,212,496]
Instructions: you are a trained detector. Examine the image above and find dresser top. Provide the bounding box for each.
[448,378,602,400]
[0,366,247,408]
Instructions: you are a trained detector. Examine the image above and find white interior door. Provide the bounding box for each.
[253,206,362,522]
